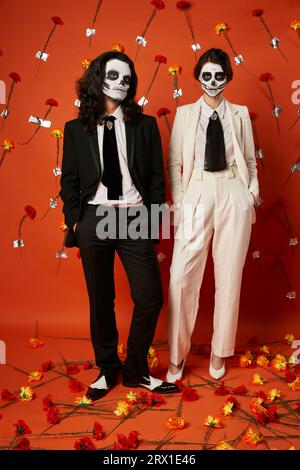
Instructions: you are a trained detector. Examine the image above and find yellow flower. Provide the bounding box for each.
[272,354,287,371]
[118,344,125,355]
[126,390,137,403]
[287,377,300,391]
[250,397,268,417]
[114,400,131,418]
[74,396,92,406]
[285,333,295,345]
[148,346,156,357]
[29,337,44,348]
[112,43,124,52]
[256,355,269,367]
[222,401,234,417]
[28,370,43,383]
[267,388,281,402]
[216,440,235,450]
[59,222,68,231]
[252,373,265,385]
[204,415,222,428]
[149,356,159,369]
[166,416,186,430]
[244,428,262,447]
[260,345,270,354]
[215,22,227,35]
[51,129,63,139]
[19,386,34,402]
[290,19,300,31]
[81,59,91,70]
[3,138,15,151]
[168,64,181,75]
[239,350,253,368]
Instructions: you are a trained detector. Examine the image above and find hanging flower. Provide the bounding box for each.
[285,333,295,345]
[168,64,183,105]
[215,22,228,35]
[19,386,34,402]
[81,58,91,70]
[176,1,200,60]
[28,370,43,383]
[157,107,171,133]
[134,1,165,60]
[0,72,21,129]
[36,16,64,62]
[216,440,235,450]
[244,428,262,447]
[239,351,253,368]
[252,373,265,385]
[112,43,124,52]
[74,436,96,450]
[19,98,59,145]
[68,379,85,393]
[290,19,300,40]
[14,419,31,436]
[259,73,282,134]
[166,415,186,430]
[267,388,281,402]
[85,1,104,46]
[114,400,132,418]
[256,355,269,367]
[204,415,222,428]
[138,55,167,107]
[252,9,288,61]
[92,422,105,440]
[0,138,15,168]
[215,21,244,64]
[114,431,140,450]
[272,354,287,371]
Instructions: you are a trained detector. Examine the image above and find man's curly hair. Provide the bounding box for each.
[76,51,143,133]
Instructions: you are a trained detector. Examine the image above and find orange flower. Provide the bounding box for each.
[51,129,63,139]
[290,19,300,31]
[81,59,91,70]
[252,373,265,385]
[166,416,186,430]
[204,415,223,428]
[168,64,182,75]
[29,338,44,348]
[28,371,43,383]
[272,354,287,371]
[285,333,295,345]
[260,345,270,354]
[148,346,156,357]
[114,400,132,417]
[3,138,15,151]
[239,350,253,368]
[267,388,281,402]
[244,428,262,447]
[222,401,234,417]
[19,386,34,402]
[215,22,227,35]
[256,355,269,367]
[112,43,124,52]
[59,222,68,232]
[216,440,235,450]
[250,397,268,418]
[74,396,92,406]
[288,377,300,391]
[126,391,137,403]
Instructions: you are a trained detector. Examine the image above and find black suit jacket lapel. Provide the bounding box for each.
[88,130,101,177]
[125,122,136,171]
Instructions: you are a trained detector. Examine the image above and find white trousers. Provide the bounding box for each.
[167,164,254,364]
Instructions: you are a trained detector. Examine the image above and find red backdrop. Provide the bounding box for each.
[1,0,299,349]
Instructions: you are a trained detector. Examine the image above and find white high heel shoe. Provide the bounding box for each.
[209,352,225,380]
[166,359,186,383]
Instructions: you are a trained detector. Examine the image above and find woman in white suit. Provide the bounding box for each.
[166,48,259,382]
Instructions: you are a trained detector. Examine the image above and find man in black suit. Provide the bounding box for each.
[59,51,179,400]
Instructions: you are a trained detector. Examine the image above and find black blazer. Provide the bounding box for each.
[59,113,166,248]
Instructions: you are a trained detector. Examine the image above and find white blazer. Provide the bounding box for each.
[167,96,260,224]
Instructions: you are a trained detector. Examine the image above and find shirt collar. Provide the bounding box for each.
[106,104,124,121]
[200,95,225,119]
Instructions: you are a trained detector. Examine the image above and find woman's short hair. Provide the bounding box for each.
[194,48,233,83]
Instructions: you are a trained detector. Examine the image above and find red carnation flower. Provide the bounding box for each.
[68,379,85,393]
[45,98,59,107]
[42,394,54,411]
[24,205,36,220]
[176,0,191,9]
[14,419,32,436]
[1,389,17,402]
[259,72,273,82]
[254,390,268,401]
[46,406,60,424]
[252,8,263,17]
[51,16,64,26]
[0,49,3,56]
[41,360,55,372]
[214,382,230,396]
[151,0,165,10]
[249,111,257,120]
[83,360,93,370]
[232,384,248,395]
[66,364,80,375]
[74,436,96,450]
[182,387,199,401]
[114,431,140,450]
[154,54,167,64]
[157,107,170,117]
[92,422,105,440]
[9,72,21,82]
[13,436,31,450]
[267,405,278,422]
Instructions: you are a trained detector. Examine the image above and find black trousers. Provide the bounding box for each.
[75,203,164,378]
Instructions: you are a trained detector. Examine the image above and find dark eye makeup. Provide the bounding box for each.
[202,72,212,81]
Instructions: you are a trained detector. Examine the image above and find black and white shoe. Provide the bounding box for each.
[122,374,180,394]
[86,373,118,401]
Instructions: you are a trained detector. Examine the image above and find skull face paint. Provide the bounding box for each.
[198,62,227,97]
[103,59,131,102]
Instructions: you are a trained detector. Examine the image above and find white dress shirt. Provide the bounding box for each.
[87,105,143,206]
[194,95,236,169]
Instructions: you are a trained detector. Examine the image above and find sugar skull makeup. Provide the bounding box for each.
[198,62,227,97]
[103,59,131,102]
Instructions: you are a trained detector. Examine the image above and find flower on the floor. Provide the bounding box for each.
[42,394,54,411]
[244,428,262,447]
[69,379,85,393]
[74,396,92,406]
[250,397,268,422]
[222,397,239,417]
[13,436,31,450]
[28,370,43,383]
[216,440,235,450]
[113,431,140,450]
[166,415,186,430]
[285,333,295,345]
[14,419,31,436]
[267,388,281,402]
[232,384,248,395]
[66,364,80,375]
[114,400,132,417]
[1,389,17,402]
[252,373,265,385]
[19,386,34,402]
[126,390,138,403]
[256,355,269,367]
[182,387,199,401]
[288,377,300,391]
[83,361,93,370]
[204,415,222,428]
[272,354,287,371]
[74,436,96,450]
[239,351,253,368]
[41,360,55,372]
[46,406,60,424]
[214,382,229,395]
[260,345,270,354]
[92,422,105,440]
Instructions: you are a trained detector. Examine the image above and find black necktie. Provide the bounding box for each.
[101,115,123,200]
[204,110,227,172]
